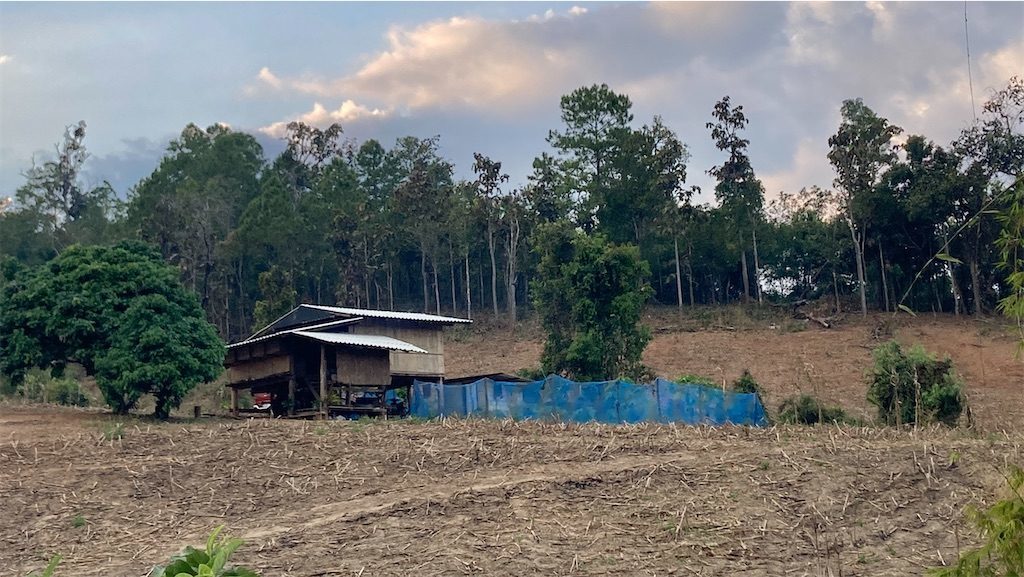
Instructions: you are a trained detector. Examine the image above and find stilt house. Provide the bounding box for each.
[223,304,471,418]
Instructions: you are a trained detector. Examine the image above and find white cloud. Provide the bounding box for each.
[568,6,588,17]
[0,54,10,65]
[761,138,834,201]
[260,100,390,137]
[257,66,282,89]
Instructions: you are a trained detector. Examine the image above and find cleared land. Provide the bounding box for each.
[3,311,1023,576]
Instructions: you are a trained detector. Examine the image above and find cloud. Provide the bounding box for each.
[0,54,10,65]
[257,66,282,89]
[260,100,390,137]
[760,138,835,200]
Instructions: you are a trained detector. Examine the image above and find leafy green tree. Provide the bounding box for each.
[828,99,903,316]
[548,84,634,229]
[128,123,264,331]
[531,222,652,381]
[0,242,224,418]
[707,96,766,304]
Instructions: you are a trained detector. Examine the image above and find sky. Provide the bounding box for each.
[1,1,1021,205]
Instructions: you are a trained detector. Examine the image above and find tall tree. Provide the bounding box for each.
[532,222,652,381]
[707,96,765,304]
[548,84,634,229]
[828,99,903,316]
[472,153,508,316]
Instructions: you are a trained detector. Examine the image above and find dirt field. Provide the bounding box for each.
[4,310,1023,576]
[447,309,1024,429]
[2,407,1022,577]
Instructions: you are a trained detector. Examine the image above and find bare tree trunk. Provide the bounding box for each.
[832,269,841,314]
[848,220,867,317]
[432,256,441,315]
[969,257,983,315]
[740,242,750,304]
[464,254,472,320]
[420,251,428,313]
[949,264,963,316]
[505,216,520,325]
[448,241,457,315]
[879,242,890,313]
[688,243,695,307]
[752,227,763,305]
[363,240,371,308]
[488,225,498,316]
[674,236,683,310]
[387,261,394,310]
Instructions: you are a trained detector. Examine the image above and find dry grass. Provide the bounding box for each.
[3,408,1022,576]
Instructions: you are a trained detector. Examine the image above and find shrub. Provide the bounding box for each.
[867,341,966,426]
[151,526,258,577]
[674,374,717,387]
[731,370,763,397]
[777,394,849,425]
[516,367,546,381]
[17,369,89,407]
[929,467,1024,577]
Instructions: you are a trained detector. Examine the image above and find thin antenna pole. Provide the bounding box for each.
[964,1,977,122]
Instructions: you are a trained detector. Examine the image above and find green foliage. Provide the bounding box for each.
[731,370,763,397]
[102,422,125,441]
[151,526,259,577]
[673,374,717,387]
[867,341,966,426]
[777,394,850,425]
[516,367,546,381]
[71,515,86,528]
[930,467,1024,577]
[532,222,652,381]
[10,369,89,407]
[0,242,224,419]
[26,555,61,577]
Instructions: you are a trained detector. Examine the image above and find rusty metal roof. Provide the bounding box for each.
[291,331,428,353]
[303,304,472,325]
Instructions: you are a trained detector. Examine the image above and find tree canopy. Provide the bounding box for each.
[0,242,224,418]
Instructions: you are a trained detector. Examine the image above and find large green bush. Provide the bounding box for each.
[867,341,965,426]
[0,242,224,419]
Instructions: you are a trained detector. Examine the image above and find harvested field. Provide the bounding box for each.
[2,407,1022,576]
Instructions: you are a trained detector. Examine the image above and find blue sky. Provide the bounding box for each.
[1,2,1021,203]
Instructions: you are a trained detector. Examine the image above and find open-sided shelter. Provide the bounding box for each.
[224,304,470,418]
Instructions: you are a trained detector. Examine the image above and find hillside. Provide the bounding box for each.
[445,307,1024,429]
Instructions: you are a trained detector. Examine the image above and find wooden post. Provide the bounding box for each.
[230,388,238,418]
[320,344,328,420]
[288,352,296,416]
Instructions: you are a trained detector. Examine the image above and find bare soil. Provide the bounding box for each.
[4,310,1023,576]
[447,309,1024,429]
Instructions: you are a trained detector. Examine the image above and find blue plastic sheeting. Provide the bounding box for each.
[410,375,769,426]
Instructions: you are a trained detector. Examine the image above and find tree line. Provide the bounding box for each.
[2,78,1021,344]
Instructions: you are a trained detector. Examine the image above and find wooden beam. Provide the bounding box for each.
[320,343,328,420]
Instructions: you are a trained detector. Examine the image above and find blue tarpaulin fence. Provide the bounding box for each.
[410,375,769,426]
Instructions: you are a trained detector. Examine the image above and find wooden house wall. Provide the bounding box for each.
[225,354,290,384]
[349,319,445,377]
[336,348,391,385]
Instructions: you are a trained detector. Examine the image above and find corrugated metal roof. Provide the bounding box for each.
[292,331,428,353]
[228,317,364,349]
[303,304,472,324]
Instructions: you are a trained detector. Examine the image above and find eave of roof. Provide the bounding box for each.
[228,317,364,349]
[292,331,428,354]
[303,304,472,325]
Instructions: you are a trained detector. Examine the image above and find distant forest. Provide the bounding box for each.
[2,78,1021,343]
